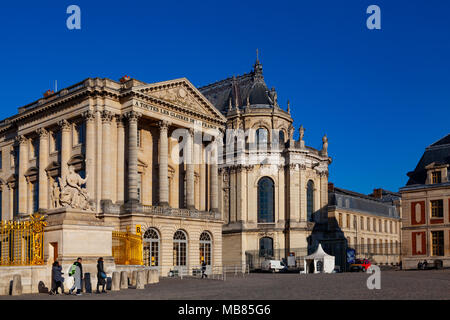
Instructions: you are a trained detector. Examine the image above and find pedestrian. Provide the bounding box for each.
[96,257,107,294]
[423,260,428,270]
[69,257,83,295]
[50,260,64,295]
[201,260,207,279]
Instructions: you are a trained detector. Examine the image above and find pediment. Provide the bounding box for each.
[134,78,226,123]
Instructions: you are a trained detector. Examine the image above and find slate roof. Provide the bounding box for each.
[198,59,276,115]
[329,186,400,219]
[406,133,450,186]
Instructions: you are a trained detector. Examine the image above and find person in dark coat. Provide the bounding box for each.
[96,257,107,293]
[50,260,64,295]
[201,260,207,279]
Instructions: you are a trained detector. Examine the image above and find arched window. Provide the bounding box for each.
[173,230,187,267]
[278,130,285,147]
[259,237,274,257]
[258,177,275,223]
[199,232,212,266]
[143,228,160,267]
[307,180,314,222]
[256,128,268,148]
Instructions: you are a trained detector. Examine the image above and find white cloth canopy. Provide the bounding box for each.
[303,244,335,274]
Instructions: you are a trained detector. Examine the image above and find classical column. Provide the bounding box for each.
[116,115,125,203]
[36,128,49,209]
[101,110,113,202]
[186,129,195,209]
[59,119,71,181]
[158,120,170,206]
[17,135,28,215]
[126,111,141,203]
[83,110,96,200]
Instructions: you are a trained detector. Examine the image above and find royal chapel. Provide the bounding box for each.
[0,58,333,276]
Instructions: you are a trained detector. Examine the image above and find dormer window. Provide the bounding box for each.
[432,171,442,184]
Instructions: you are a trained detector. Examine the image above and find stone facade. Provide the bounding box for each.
[199,59,332,267]
[0,76,226,277]
[400,134,450,269]
[328,185,402,265]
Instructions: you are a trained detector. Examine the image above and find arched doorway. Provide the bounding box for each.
[143,228,160,268]
[173,230,188,269]
[199,231,212,266]
[259,237,274,258]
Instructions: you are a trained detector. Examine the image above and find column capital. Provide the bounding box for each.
[58,119,71,131]
[125,110,142,123]
[115,114,125,128]
[82,110,96,122]
[36,128,49,138]
[158,120,171,130]
[15,135,28,145]
[101,110,114,124]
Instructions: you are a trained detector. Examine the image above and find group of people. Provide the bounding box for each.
[50,257,107,295]
[417,260,428,270]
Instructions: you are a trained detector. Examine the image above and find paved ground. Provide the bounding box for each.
[1,269,449,300]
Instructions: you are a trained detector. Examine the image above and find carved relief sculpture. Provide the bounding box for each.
[58,165,93,210]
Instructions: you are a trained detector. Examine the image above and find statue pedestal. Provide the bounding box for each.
[44,208,116,291]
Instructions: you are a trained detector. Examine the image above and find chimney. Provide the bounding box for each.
[372,188,383,199]
[328,183,334,192]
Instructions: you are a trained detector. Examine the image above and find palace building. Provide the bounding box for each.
[0,76,226,276]
[328,184,402,265]
[0,58,334,278]
[400,134,450,269]
[199,58,332,268]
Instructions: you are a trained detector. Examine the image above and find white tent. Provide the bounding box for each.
[303,244,335,274]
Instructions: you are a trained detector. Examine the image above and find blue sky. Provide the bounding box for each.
[0,0,449,194]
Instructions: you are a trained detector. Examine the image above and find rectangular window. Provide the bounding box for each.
[13,187,18,216]
[346,214,350,229]
[361,217,364,230]
[0,151,2,170]
[431,200,444,218]
[379,220,382,233]
[74,123,85,146]
[338,213,342,226]
[367,217,370,231]
[432,171,442,184]
[431,231,444,256]
[32,182,39,213]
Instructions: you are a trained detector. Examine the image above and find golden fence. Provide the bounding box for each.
[112,227,143,265]
[0,213,47,266]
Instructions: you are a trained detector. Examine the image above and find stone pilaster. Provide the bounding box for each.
[59,119,71,182]
[83,110,96,201]
[101,110,113,202]
[158,120,170,207]
[16,135,28,216]
[36,128,49,209]
[186,128,195,209]
[210,141,219,212]
[116,115,125,203]
[126,111,141,203]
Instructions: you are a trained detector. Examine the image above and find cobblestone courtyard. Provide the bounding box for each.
[1,269,449,300]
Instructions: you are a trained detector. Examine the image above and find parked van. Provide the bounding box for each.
[261,260,286,272]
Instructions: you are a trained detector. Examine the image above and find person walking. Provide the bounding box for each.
[69,257,83,295]
[50,260,64,295]
[96,257,107,294]
[201,260,207,279]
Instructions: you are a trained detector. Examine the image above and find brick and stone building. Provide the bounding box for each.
[400,134,450,269]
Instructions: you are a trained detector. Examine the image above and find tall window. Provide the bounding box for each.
[256,128,268,148]
[199,232,212,265]
[32,182,39,212]
[0,151,2,170]
[137,173,142,202]
[346,214,350,229]
[259,237,274,257]
[75,123,85,146]
[0,190,2,220]
[338,213,342,226]
[431,231,444,256]
[143,228,160,267]
[431,200,443,218]
[278,130,285,147]
[307,180,314,222]
[173,230,187,267]
[361,217,364,230]
[431,171,442,184]
[257,177,274,223]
